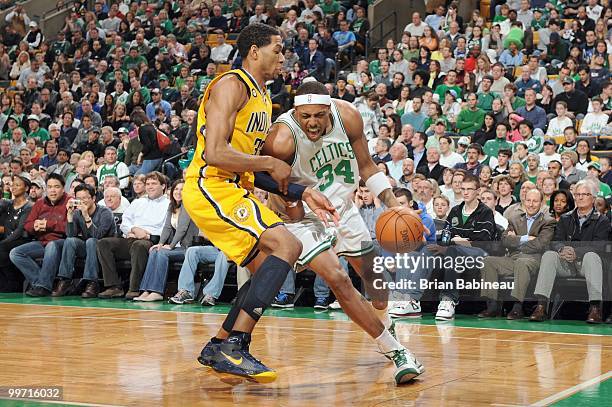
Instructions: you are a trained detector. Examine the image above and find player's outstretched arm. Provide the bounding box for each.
[259,123,340,226]
[204,75,291,190]
[336,100,400,208]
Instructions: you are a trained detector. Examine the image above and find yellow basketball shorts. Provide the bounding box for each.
[183,176,283,267]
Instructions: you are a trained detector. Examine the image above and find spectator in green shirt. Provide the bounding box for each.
[456,93,486,136]
[434,70,463,101]
[477,75,498,112]
[368,48,388,77]
[484,123,514,158]
[123,46,147,71]
[502,83,526,114]
[321,0,341,16]
[26,115,49,144]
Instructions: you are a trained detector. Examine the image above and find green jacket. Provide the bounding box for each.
[484,138,514,158]
[477,91,498,112]
[456,108,485,135]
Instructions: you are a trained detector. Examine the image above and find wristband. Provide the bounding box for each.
[365,171,392,198]
[254,172,306,201]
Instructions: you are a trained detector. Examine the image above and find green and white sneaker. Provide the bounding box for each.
[388,319,397,341]
[385,348,424,384]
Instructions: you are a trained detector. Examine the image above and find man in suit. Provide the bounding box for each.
[479,189,557,319]
[529,180,610,323]
[302,39,326,82]
[417,146,446,185]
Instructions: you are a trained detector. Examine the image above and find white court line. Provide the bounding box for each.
[0,396,123,407]
[529,371,612,406]
[2,313,611,348]
[1,301,610,337]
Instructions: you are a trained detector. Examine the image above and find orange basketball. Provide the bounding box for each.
[375,207,425,253]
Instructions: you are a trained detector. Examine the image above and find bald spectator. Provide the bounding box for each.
[387,143,409,182]
[403,12,425,37]
[173,86,198,117]
[99,186,130,214]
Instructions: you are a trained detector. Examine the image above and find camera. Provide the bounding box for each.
[71,199,81,208]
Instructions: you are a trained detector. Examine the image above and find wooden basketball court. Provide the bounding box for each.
[0,298,610,406]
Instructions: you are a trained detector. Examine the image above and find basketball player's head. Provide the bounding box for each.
[294,81,332,142]
[237,23,283,81]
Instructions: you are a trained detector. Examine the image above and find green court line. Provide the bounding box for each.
[551,377,612,406]
[0,293,610,335]
[0,400,87,407]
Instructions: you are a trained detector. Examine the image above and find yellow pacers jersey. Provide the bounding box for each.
[185,68,272,189]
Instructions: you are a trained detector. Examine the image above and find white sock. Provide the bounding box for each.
[375,329,403,353]
[372,305,392,330]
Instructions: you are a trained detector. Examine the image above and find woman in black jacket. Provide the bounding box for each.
[472,113,497,146]
[132,108,163,175]
[0,175,33,292]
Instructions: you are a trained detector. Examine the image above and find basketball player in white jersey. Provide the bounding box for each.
[263,81,424,383]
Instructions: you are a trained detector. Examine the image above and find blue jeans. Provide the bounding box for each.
[438,245,487,302]
[177,246,229,298]
[139,247,186,293]
[58,237,99,281]
[135,158,162,175]
[279,257,349,300]
[393,245,435,301]
[10,240,65,291]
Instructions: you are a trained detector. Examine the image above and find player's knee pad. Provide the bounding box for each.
[241,255,292,320]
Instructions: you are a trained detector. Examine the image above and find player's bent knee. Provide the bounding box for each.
[260,226,302,261]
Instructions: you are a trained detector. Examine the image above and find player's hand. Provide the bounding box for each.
[303,187,340,227]
[269,158,292,195]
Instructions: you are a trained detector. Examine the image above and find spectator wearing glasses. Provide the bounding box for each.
[530,180,611,323]
[50,183,116,298]
[479,189,556,319]
[428,174,497,321]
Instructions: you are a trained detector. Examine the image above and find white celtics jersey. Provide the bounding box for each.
[268,100,359,221]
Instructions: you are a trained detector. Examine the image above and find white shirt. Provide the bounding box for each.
[586,5,603,21]
[538,152,561,169]
[98,196,131,214]
[211,43,234,63]
[119,194,169,236]
[580,112,608,135]
[403,23,425,37]
[546,117,573,138]
[439,151,465,168]
[494,211,508,230]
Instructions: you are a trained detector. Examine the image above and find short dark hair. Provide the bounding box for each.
[83,174,98,189]
[237,23,280,58]
[144,171,168,187]
[295,80,329,96]
[463,173,480,187]
[74,183,96,197]
[393,187,413,201]
[467,143,483,154]
[498,148,512,158]
[47,172,66,187]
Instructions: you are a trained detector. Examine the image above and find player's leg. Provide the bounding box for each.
[309,249,424,383]
[346,251,394,332]
[226,224,302,335]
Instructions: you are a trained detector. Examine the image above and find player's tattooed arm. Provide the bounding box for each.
[335,99,400,208]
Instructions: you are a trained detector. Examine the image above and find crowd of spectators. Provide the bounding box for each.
[0,0,611,324]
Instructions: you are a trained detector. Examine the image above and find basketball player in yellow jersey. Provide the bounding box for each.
[183,24,337,383]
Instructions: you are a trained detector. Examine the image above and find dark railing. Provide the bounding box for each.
[366,11,397,59]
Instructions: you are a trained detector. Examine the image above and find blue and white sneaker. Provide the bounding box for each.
[314,297,329,310]
[271,293,294,308]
